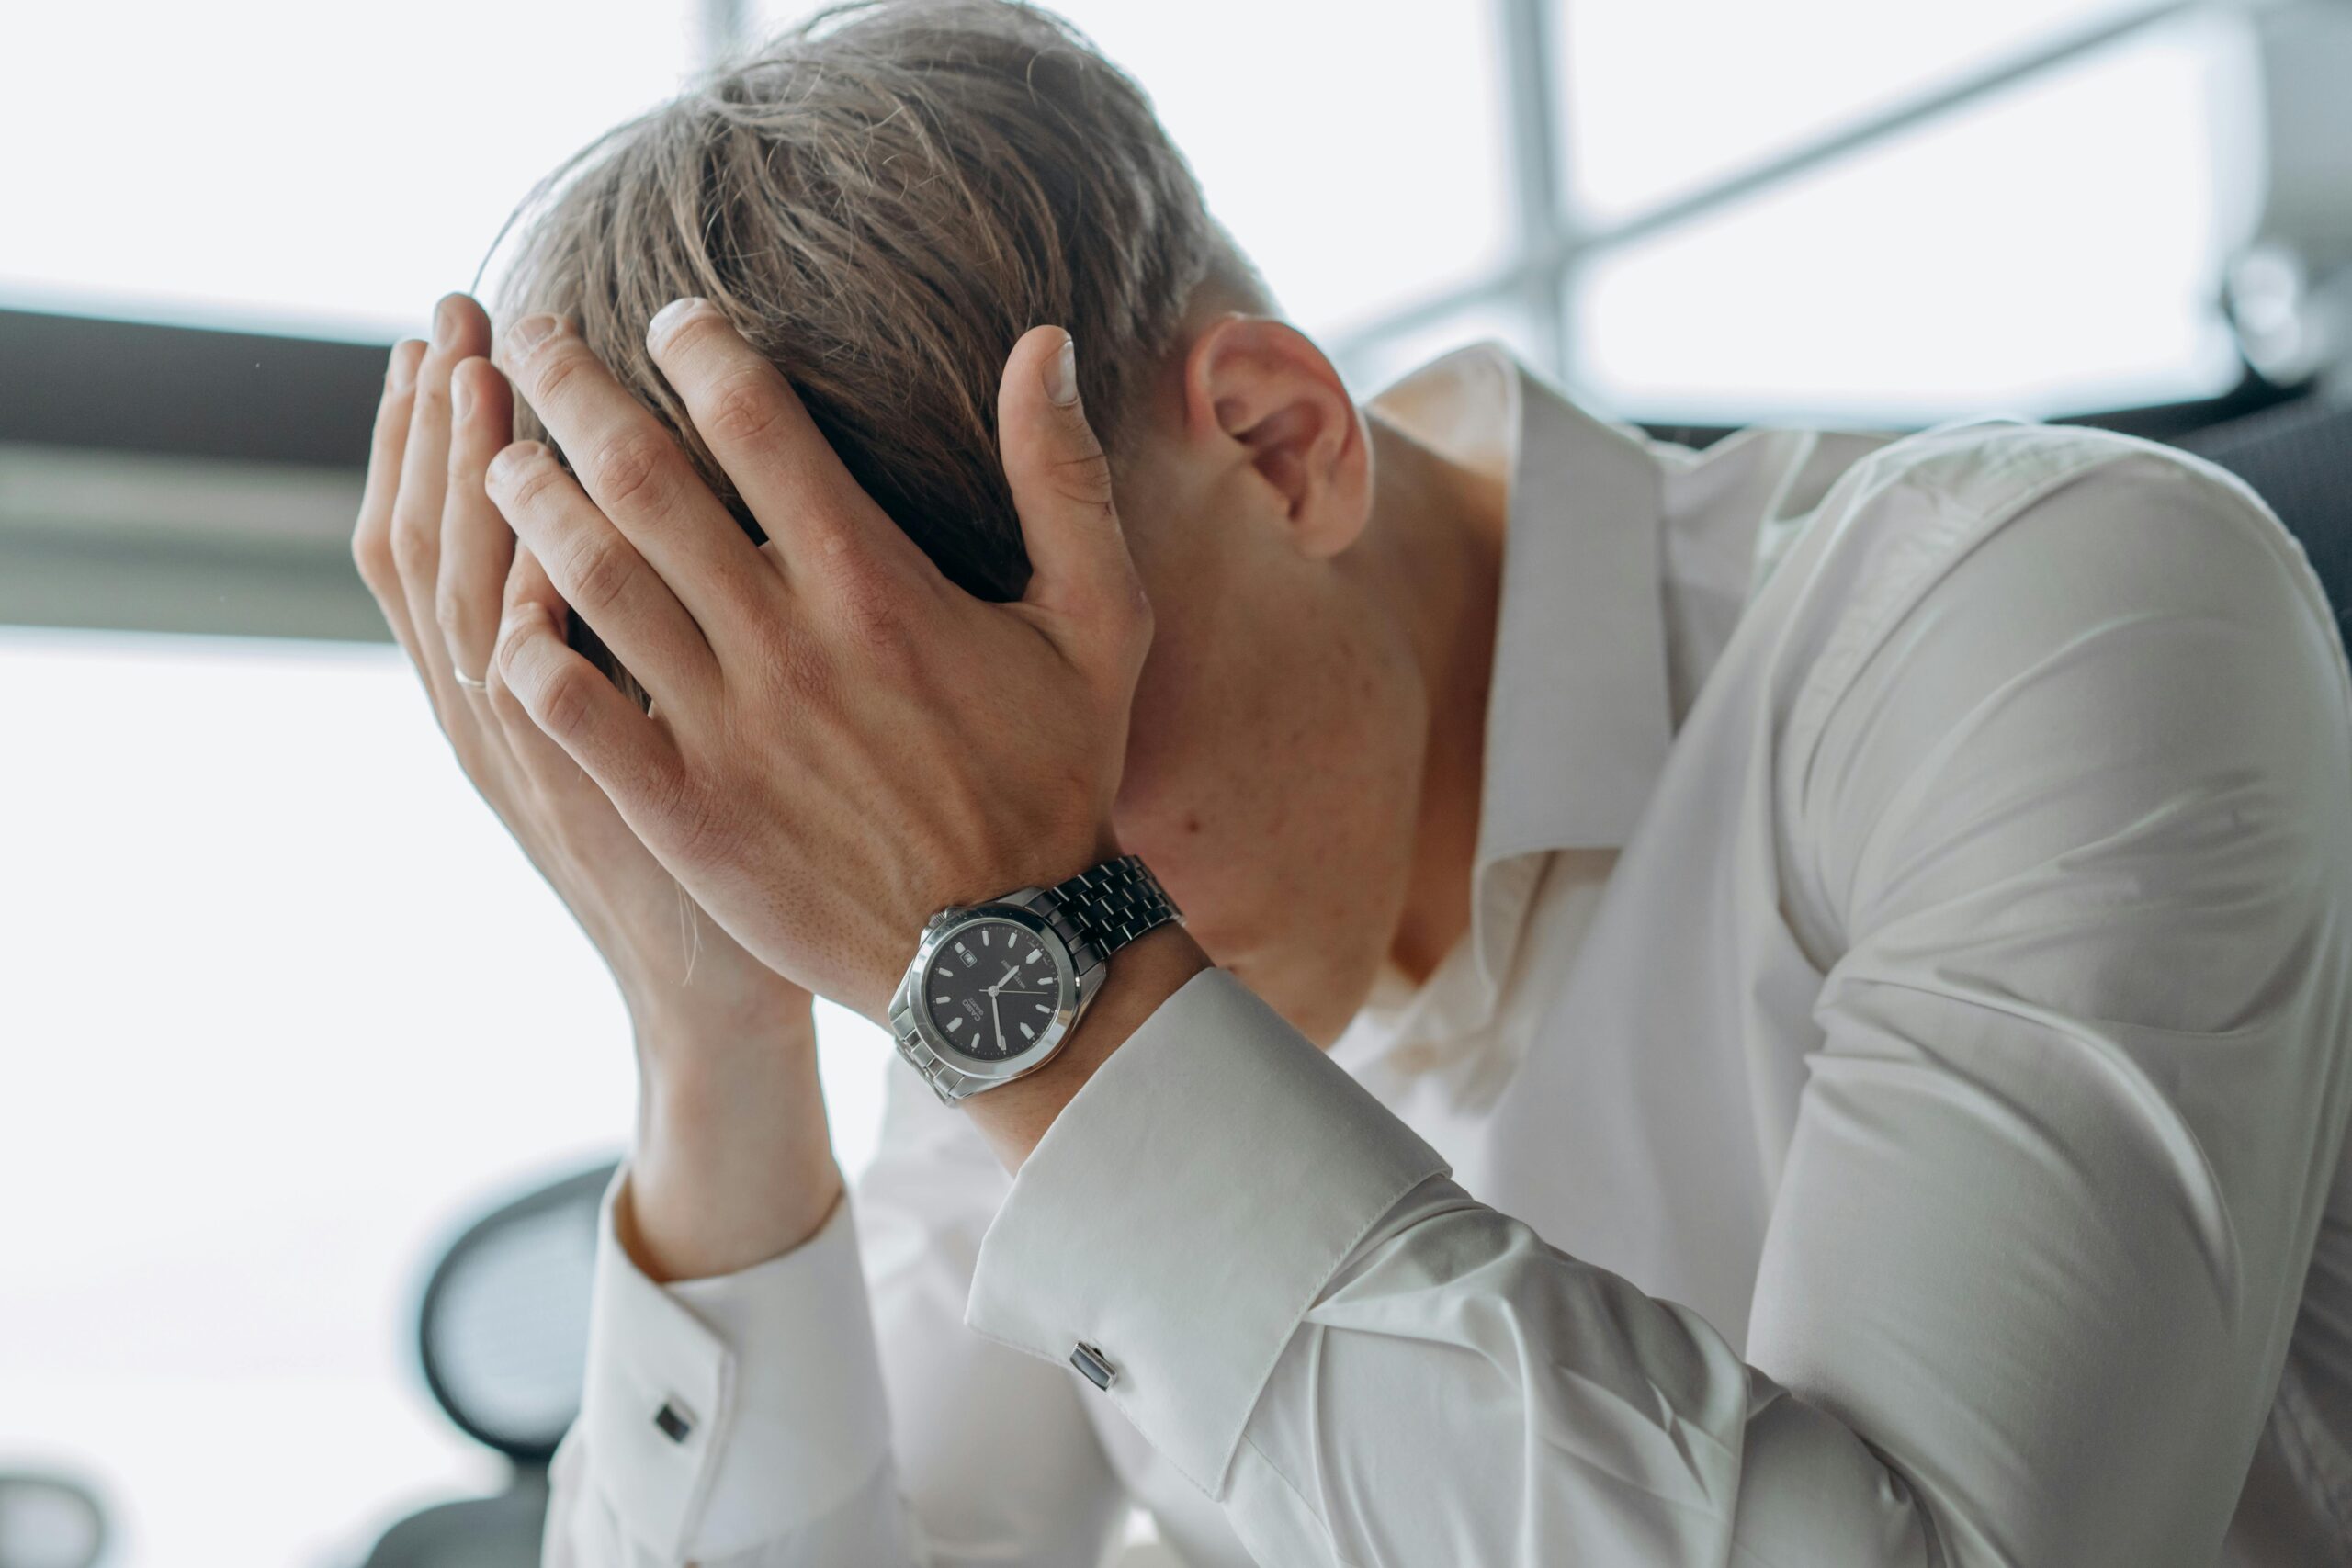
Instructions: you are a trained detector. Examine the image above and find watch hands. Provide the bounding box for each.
[989,989,1005,1052]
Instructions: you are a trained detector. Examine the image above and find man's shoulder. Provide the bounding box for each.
[1770,415,2329,754]
[1814,416,2267,564]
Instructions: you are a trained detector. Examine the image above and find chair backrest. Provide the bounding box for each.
[416,1160,617,1466]
[2178,396,2352,642]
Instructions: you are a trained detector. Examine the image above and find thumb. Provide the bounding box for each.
[997,326,1147,658]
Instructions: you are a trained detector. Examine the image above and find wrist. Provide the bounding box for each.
[961,922,1208,1169]
[628,1004,841,1283]
[621,965,811,1065]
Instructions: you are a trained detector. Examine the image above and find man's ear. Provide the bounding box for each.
[1182,315,1371,560]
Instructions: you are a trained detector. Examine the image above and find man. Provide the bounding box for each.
[352,3,2352,1563]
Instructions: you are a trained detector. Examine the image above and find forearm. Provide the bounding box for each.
[554,1061,1128,1566]
[627,997,840,1282]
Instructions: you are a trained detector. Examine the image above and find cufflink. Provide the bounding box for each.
[652,1399,695,1443]
[1069,1342,1118,1391]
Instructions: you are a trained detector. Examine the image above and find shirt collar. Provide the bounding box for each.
[1373,344,1675,865]
[1360,344,1676,1036]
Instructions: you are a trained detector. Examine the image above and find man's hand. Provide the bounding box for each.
[483,301,1159,1021]
[351,294,839,1279]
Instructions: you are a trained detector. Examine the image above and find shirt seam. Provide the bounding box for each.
[1241,1427,1371,1568]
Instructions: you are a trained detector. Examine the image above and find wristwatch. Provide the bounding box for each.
[888,855,1182,1102]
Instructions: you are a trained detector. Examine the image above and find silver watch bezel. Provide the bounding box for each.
[889,896,1085,1089]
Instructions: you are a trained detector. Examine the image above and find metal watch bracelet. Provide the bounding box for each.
[899,856,1182,1103]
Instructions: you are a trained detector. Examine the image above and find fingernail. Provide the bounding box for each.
[388,343,419,392]
[1046,333,1080,407]
[452,367,473,423]
[432,294,463,348]
[504,314,560,358]
[649,297,711,350]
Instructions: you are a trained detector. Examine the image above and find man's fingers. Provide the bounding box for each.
[493,596,684,817]
[997,326,1148,669]
[440,355,519,685]
[485,439,717,711]
[353,339,426,651]
[390,297,488,664]
[643,297,922,582]
[495,313,772,637]
[487,546,594,779]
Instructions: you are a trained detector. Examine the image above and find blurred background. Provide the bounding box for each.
[3,1,2348,1564]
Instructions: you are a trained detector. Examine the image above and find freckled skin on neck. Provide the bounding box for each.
[1363,413,1509,989]
[1103,368,1512,1052]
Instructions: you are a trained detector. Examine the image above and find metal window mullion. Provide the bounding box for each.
[1340,0,2219,367]
[1498,0,1577,379]
[697,0,751,70]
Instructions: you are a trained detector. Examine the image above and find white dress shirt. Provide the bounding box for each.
[545,346,2352,1568]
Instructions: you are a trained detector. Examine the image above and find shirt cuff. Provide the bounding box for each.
[965,966,1448,1496]
[578,1167,894,1559]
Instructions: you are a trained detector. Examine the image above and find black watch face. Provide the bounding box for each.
[922,919,1061,1061]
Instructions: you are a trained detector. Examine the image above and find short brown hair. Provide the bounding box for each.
[492,0,1260,643]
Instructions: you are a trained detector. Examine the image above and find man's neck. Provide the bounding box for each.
[1362,412,1510,986]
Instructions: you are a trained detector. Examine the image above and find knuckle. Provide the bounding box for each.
[538,660,601,739]
[433,581,474,639]
[1047,450,1117,511]
[388,504,435,580]
[485,673,527,728]
[351,523,395,594]
[492,619,537,689]
[560,533,634,615]
[410,375,449,421]
[530,341,588,402]
[499,451,570,516]
[703,367,784,447]
[587,428,674,511]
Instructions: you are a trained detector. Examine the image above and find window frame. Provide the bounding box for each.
[0,0,2264,646]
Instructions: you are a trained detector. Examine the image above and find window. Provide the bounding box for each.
[0,628,889,1565]
[1560,0,2164,221]
[1330,2,2265,423]
[0,0,702,339]
[1044,0,1515,337]
[1559,9,2255,422]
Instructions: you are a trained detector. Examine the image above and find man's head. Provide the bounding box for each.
[498,0,1258,604]
[497,0,1490,1039]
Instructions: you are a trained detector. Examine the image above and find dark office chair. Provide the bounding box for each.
[361,1159,617,1568]
[2177,394,2352,634]
[0,1472,107,1568]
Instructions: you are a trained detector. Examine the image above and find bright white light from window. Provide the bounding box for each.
[1566,17,2249,422]
[1030,0,1515,336]
[0,0,701,339]
[1559,0,2164,222]
[0,628,889,1568]
[3,0,1511,349]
